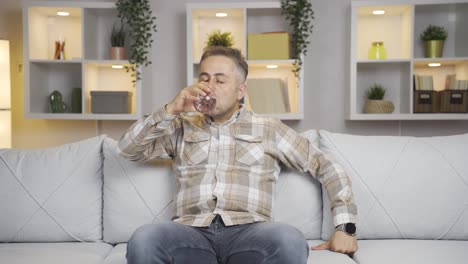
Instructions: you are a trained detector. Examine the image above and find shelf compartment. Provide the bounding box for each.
[28,61,82,114]
[28,6,82,60]
[84,7,122,60]
[246,8,291,59]
[190,8,245,61]
[83,61,136,115]
[414,3,468,58]
[413,59,468,91]
[246,61,299,116]
[356,5,412,60]
[356,61,411,114]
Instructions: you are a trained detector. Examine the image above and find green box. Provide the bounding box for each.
[247,32,290,60]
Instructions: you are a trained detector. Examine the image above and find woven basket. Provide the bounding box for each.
[364,100,395,113]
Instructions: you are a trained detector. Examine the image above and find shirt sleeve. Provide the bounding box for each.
[271,119,358,227]
[117,106,181,162]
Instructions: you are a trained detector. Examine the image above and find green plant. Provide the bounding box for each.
[420,25,447,41]
[110,22,125,47]
[281,0,314,77]
[116,0,157,82]
[367,84,386,100]
[206,30,234,48]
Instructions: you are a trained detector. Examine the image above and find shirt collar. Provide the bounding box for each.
[205,104,246,126]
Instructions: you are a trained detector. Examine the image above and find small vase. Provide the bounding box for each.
[424,40,444,58]
[110,47,126,60]
[49,90,67,113]
[364,99,394,113]
[368,41,387,60]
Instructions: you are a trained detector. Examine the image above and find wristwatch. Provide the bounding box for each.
[335,223,356,236]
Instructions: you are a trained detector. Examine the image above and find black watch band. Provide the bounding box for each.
[335,223,356,236]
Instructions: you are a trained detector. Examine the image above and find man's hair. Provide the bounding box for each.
[200,46,248,82]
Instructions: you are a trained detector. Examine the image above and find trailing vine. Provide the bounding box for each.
[281,0,314,77]
[116,0,157,83]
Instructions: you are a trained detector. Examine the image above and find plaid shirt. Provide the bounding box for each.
[118,105,357,227]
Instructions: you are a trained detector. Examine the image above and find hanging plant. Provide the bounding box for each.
[116,0,157,83]
[281,0,314,77]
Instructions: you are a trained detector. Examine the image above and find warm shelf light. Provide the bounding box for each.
[372,10,385,15]
[216,12,228,17]
[112,65,124,69]
[428,63,441,67]
[57,11,70,16]
[266,64,278,69]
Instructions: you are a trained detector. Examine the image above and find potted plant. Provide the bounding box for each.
[281,0,314,77]
[420,25,447,58]
[206,30,234,48]
[364,84,394,113]
[116,0,157,82]
[110,22,126,60]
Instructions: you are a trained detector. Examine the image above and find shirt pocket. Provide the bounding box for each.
[183,131,210,165]
[234,134,264,166]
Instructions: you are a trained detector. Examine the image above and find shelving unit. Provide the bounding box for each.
[23,1,141,120]
[350,0,468,120]
[187,2,304,120]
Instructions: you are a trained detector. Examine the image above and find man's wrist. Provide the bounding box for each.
[335,223,357,237]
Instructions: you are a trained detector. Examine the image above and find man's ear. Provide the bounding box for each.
[238,83,247,100]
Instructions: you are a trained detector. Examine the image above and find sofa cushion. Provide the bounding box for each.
[103,130,323,243]
[319,131,468,240]
[353,240,468,264]
[0,242,112,264]
[0,136,105,242]
[102,138,175,244]
[273,129,323,240]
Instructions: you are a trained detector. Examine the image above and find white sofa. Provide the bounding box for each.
[1,130,467,264]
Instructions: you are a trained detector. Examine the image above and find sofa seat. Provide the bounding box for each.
[104,240,356,264]
[354,240,468,264]
[307,240,357,264]
[103,244,126,264]
[101,241,358,264]
[0,242,113,264]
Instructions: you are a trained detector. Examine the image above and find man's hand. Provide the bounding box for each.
[166,82,212,115]
[311,230,358,255]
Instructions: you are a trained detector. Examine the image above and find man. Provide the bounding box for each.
[118,46,358,264]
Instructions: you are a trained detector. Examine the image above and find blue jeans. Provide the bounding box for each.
[126,215,309,264]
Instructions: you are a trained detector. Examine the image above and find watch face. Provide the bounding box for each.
[345,223,356,234]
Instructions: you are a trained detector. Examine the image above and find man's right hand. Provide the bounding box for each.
[165,81,212,115]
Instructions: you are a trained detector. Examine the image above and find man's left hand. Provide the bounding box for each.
[310,230,358,255]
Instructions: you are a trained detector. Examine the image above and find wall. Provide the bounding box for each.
[2,0,468,149]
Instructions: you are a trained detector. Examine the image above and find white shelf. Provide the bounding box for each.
[186,2,304,120]
[349,113,468,121]
[350,0,468,121]
[24,1,142,120]
[25,113,139,120]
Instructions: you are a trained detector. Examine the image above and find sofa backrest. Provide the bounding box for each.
[102,130,323,243]
[319,130,468,240]
[0,136,105,242]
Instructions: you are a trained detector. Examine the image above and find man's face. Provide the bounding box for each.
[198,55,246,123]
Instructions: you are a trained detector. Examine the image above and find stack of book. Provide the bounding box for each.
[445,75,468,90]
[414,75,434,91]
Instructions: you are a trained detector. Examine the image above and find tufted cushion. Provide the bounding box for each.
[274,129,323,240]
[103,130,323,243]
[319,130,468,240]
[0,136,105,242]
[102,138,175,244]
